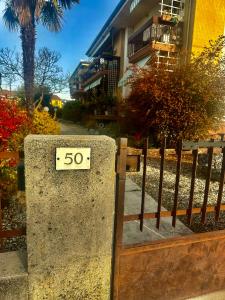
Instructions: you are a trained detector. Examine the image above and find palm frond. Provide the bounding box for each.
[58,0,79,9]
[11,0,31,7]
[10,0,32,26]
[3,2,20,31]
[40,1,63,32]
[35,0,45,19]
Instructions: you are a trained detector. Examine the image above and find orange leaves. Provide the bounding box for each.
[125,36,225,141]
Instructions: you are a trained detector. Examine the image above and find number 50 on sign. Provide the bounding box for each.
[56,148,91,170]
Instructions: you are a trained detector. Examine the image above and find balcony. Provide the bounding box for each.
[79,56,120,96]
[128,17,182,63]
[82,57,119,87]
[82,58,107,87]
[69,81,86,99]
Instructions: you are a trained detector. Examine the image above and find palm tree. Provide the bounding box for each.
[3,0,79,111]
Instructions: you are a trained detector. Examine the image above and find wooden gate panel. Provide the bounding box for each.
[118,230,225,300]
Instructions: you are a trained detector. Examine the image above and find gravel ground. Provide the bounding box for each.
[1,194,26,252]
[128,156,225,233]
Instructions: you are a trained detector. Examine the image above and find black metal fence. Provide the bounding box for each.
[116,137,225,232]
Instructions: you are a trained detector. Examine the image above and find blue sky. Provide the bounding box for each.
[0,0,120,99]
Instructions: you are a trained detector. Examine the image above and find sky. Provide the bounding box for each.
[0,0,121,99]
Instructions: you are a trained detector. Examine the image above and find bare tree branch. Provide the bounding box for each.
[0,46,68,93]
[35,47,68,93]
[0,47,24,83]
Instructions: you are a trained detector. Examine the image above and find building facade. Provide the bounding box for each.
[70,0,225,100]
[69,61,90,101]
[0,89,18,101]
[50,95,63,109]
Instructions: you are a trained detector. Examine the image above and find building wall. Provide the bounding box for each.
[51,99,63,109]
[120,4,159,98]
[113,30,123,57]
[132,4,159,33]
[113,29,124,77]
[191,0,225,54]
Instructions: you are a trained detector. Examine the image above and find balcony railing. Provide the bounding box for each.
[81,56,119,85]
[80,56,120,97]
[128,23,182,62]
[82,58,106,84]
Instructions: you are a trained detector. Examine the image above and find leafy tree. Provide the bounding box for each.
[124,36,225,142]
[3,0,79,111]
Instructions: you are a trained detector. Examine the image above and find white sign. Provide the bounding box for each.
[56,148,91,170]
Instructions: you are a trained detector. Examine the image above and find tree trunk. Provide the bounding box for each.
[20,18,35,112]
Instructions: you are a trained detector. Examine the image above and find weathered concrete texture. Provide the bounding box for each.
[0,251,28,300]
[25,135,116,300]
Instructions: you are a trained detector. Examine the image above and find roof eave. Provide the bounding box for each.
[86,0,127,57]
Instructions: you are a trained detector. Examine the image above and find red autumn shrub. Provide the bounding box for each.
[0,99,29,150]
[0,100,29,203]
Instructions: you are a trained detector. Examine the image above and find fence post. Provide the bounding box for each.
[113,138,127,300]
[25,135,116,300]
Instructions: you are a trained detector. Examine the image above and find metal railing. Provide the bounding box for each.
[128,23,181,57]
[82,56,120,83]
[116,137,225,231]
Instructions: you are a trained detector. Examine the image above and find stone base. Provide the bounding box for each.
[0,251,28,300]
[29,256,112,300]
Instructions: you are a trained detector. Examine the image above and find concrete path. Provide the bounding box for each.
[123,178,192,245]
[60,120,90,135]
[59,120,192,245]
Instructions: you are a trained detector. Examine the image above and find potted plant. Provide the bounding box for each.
[161,10,172,22]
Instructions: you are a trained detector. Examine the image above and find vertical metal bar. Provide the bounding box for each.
[201,142,214,224]
[156,137,166,229]
[160,0,163,15]
[187,149,198,225]
[215,146,225,222]
[172,140,182,227]
[140,138,149,232]
[113,138,127,300]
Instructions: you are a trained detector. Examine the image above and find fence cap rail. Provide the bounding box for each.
[182,140,225,150]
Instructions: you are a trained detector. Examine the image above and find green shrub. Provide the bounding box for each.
[62,101,84,122]
[56,108,63,119]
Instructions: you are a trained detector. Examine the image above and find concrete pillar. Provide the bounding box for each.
[25,135,116,300]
